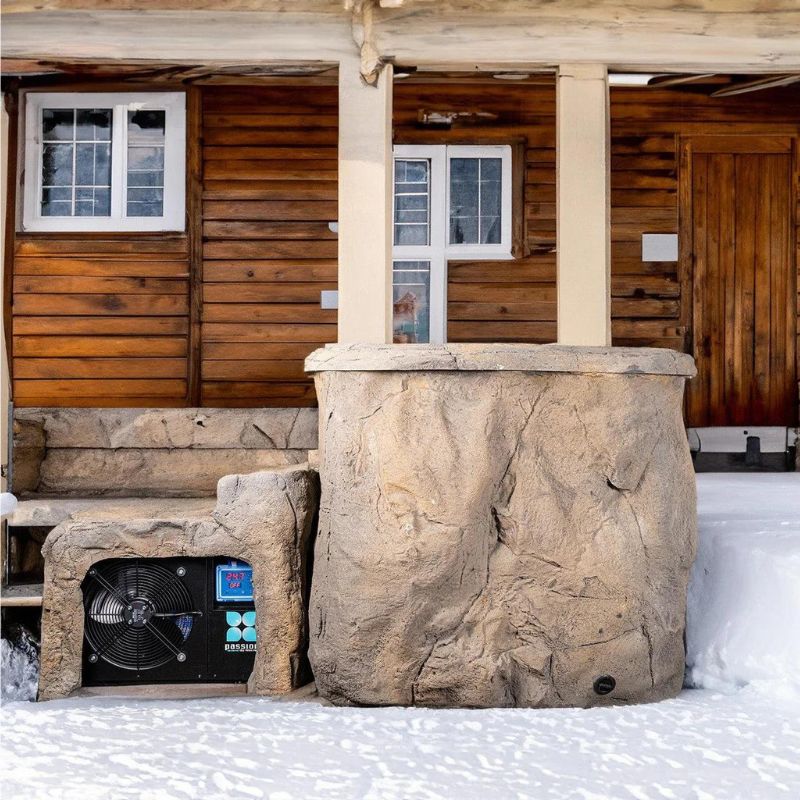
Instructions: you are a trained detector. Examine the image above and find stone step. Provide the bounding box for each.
[8,496,217,529]
[12,407,318,496]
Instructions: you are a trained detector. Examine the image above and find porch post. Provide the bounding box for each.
[337,57,394,343]
[1,95,10,494]
[556,63,611,346]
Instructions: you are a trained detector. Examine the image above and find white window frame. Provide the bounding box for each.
[392,144,513,344]
[393,145,447,345]
[444,144,513,260]
[22,91,186,232]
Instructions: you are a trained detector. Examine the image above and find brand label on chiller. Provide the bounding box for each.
[224,610,256,653]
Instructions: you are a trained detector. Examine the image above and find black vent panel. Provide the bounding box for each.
[81,556,256,685]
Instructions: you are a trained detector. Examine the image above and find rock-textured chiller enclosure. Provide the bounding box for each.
[306,344,697,708]
[37,467,318,701]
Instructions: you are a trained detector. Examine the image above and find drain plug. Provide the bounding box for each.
[593,675,616,695]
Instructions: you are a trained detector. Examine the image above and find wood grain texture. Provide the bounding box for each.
[611,84,799,425]
[11,236,191,406]
[199,84,339,406]
[683,143,796,426]
[395,78,558,345]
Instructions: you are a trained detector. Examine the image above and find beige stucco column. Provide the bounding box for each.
[1,95,10,493]
[337,57,394,343]
[556,64,611,346]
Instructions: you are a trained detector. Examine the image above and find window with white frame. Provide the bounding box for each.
[22,92,186,232]
[392,144,512,344]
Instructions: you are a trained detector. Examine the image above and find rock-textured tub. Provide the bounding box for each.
[306,344,697,708]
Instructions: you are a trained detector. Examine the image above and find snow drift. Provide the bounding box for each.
[686,473,800,701]
[1,626,39,703]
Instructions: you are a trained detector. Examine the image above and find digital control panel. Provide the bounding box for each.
[215,560,254,603]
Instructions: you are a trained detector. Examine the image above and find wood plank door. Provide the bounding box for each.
[680,135,798,427]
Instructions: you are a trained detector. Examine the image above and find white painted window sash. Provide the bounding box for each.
[444,144,513,260]
[22,91,186,232]
[392,144,513,344]
[393,145,447,343]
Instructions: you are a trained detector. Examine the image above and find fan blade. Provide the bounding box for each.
[152,611,203,618]
[711,74,800,97]
[88,590,125,624]
[143,617,185,657]
[90,623,134,658]
[88,567,132,610]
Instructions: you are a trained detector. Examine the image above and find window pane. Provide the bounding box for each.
[75,142,112,187]
[42,109,74,141]
[449,156,502,245]
[40,107,113,218]
[42,144,74,186]
[127,146,164,170]
[127,170,163,187]
[394,158,430,246]
[393,260,431,344]
[127,110,165,217]
[41,186,72,217]
[128,110,166,142]
[76,109,112,141]
[75,187,111,217]
[127,187,164,217]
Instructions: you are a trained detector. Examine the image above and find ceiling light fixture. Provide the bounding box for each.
[492,72,532,81]
[607,73,660,87]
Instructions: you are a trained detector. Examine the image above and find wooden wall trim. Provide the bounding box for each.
[677,136,693,355]
[186,85,203,406]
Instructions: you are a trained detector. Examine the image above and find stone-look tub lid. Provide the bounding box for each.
[305,344,696,377]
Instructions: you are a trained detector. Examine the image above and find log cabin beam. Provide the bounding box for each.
[2,5,800,72]
[556,63,611,346]
[337,57,393,343]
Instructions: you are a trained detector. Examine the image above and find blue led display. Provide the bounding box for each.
[215,561,254,603]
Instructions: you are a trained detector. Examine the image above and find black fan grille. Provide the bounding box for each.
[83,559,198,671]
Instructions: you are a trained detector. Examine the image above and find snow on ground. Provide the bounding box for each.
[687,473,800,700]
[2,688,799,800]
[2,473,800,799]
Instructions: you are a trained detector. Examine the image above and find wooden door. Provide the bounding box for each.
[681,136,797,427]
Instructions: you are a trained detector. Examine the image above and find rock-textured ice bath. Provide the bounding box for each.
[307,344,697,707]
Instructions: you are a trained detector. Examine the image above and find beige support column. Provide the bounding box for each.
[556,63,611,346]
[1,95,10,493]
[337,57,394,343]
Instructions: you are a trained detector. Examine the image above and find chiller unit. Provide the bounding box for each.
[81,556,256,685]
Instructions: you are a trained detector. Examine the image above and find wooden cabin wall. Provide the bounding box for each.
[609,84,800,354]
[200,85,338,407]
[7,79,798,411]
[7,84,339,409]
[394,78,558,343]
[11,234,191,407]
[395,79,799,361]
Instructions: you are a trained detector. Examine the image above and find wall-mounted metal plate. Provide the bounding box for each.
[320,290,339,310]
[642,233,678,262]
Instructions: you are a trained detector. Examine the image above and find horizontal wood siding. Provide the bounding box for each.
[200,85,338,407]
[12,236,190,406]
[609,85,800,354]
[394,79,558,343]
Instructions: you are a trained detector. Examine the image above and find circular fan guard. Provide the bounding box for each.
[83,559,199,671]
